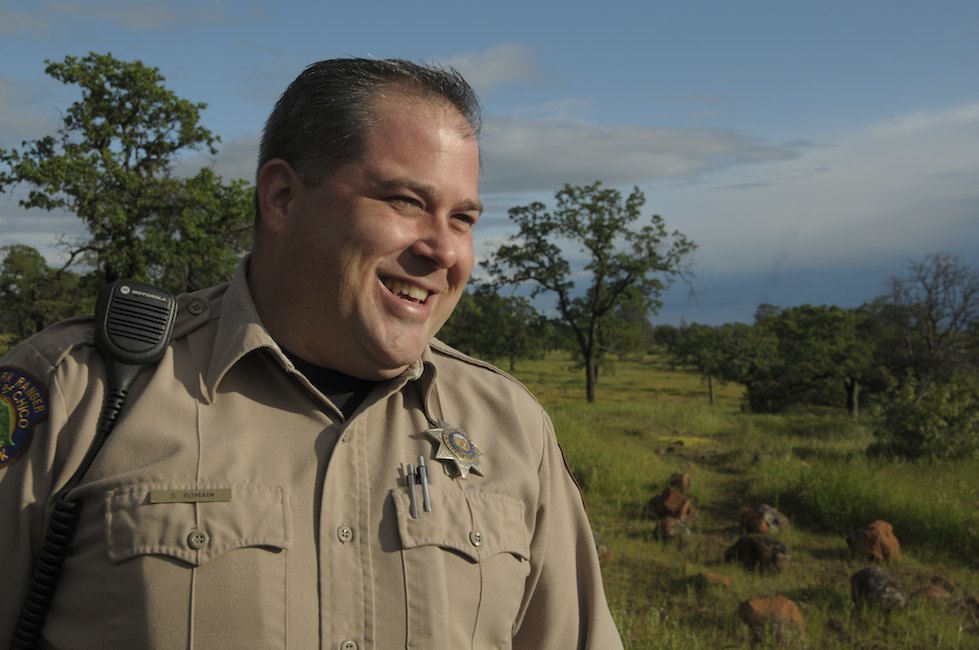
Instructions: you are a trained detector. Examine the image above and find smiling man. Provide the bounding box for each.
[250,89,482,380]
[1,59,623,649]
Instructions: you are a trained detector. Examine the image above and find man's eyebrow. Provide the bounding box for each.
[458,198,484,215]
[376,177,483,215]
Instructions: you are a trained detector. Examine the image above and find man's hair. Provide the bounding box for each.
[257,58,481,189]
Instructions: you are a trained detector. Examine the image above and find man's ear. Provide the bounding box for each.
[256,159,302,234]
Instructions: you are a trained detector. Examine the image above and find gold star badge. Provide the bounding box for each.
[425,423,483,479]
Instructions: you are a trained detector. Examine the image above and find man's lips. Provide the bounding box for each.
[381,277,433,304]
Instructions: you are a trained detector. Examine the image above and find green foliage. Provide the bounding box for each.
[483,181,695,402]
[664,321,784,407]
[599,292,659,360]
[746,305,876,416]
[869,373,979,461]
[0,244,90,340]
[659,254,977,425]
[710,322,779,390]
[438,285,548,370]
[142,168,253,294]
[650,323,679,352]
[665,322,735,404]
[0,52,252,292]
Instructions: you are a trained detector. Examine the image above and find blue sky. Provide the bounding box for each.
[1,0,978,325]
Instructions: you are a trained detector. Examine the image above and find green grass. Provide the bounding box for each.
[746,457,979,564]
[507,353,979,649]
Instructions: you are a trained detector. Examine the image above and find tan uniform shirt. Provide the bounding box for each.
[0,262,623,649]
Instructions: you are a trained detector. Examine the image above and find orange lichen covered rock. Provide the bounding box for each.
[737,596,806,644]
[847,520,900,562]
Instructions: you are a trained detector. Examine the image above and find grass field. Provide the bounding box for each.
[507,353,979,649]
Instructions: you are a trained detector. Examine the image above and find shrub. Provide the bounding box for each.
[868,373,979,461]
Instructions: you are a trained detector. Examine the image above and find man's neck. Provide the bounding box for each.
[283,349,379,419]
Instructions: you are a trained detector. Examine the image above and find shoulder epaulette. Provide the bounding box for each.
[13,315,96,370]
[171,282,228,339]
[428,338,540,403]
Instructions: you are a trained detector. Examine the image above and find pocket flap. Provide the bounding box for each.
[105,483,291,566]
[393,487,529,562]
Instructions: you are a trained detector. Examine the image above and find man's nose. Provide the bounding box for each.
[410,217,459,268]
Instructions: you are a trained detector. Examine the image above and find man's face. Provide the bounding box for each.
[256,96,481,379]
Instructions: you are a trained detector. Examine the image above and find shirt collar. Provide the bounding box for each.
[202,257,284,403]
[201,257,437,407]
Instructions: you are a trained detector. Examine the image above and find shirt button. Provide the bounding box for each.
[469,530,483,547]
[187,528,209,550]
[187,299,206,316]
[337,526,354,544]
[339,640,357,650]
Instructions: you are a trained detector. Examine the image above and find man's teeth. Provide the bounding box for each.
[383,279,430,302]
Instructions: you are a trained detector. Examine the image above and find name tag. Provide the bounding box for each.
[149,488,233,504]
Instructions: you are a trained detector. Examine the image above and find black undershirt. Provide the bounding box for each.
[283,350,379,419]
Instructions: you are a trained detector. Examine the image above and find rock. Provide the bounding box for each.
[759,504,790,533]
[647,486,696,522]
[912,585,953,604]
[740,508,769,535]
[846,520,900,562]
[740,504,791,535]
[725,534,791,574]
[667,472,692,493]
[929,575,959,594]
[737,596,806,645]
[653,516,690,546]
[691,571,730,595]
[850,566,908,611]
[961,595,979,617]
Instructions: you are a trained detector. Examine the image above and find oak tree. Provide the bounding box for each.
[483,181,695,402]
[0,52,252,293]
[439,285,547,371]
[0,244,87,340]
[752,305,876,417]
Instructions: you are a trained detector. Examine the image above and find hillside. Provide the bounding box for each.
[510,354,979,649]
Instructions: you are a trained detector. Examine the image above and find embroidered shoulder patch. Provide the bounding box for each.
[0,367,49,470]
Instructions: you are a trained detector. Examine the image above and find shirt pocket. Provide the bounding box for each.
[393,487,531,649]
[104,483,291,650]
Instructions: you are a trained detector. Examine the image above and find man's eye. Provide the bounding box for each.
[452,213,478,228]
[389,196,422,209]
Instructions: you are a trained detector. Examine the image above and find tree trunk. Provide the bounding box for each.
[707,374,716,405]
[585,354,598,403]
[845,377,860,419]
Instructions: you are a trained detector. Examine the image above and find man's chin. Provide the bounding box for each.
[356,339,428,379]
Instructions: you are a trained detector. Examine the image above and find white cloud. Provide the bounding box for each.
[656,102,979,275]
[471,103,979,324]
[502,98,596,123]
[868,103,979,139]
[0,197,82,264]
[177,134,258,183]
[441,43,544,95]
[212,135,260,182]
[479,118,801,194]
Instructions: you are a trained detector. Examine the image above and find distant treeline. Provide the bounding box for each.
[440,252,979,461]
